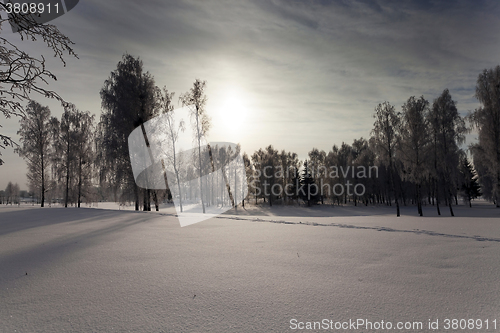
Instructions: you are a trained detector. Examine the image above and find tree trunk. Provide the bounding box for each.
[41,152,45,208]
[195,110,206,213]
[77,155,83,208]
[153,190,159,211]
[448,188,454,217]
[65,160,70,208]
[416,183,423,216]
[143,189,152,211]
[134,185,139,211]
[435,178,441,216]
[234,168,237,209]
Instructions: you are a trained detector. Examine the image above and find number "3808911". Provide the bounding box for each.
[3,2,60,15]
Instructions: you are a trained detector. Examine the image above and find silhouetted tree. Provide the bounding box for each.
[73,109,95,207]
[352,137,375,206]
[308,148,326,204]
[242,152,253,207]
[337,142,352,204]
[300,160,320,206]
[372,101,400,216]
[99,54,157,210]
[279,150,299,204]
[0,7,77,165]
[459,155,481,207]
[4,181,19,204]
[16,101,53,207]
[428,89,467,216]
[399,96,430,216]
[468,66,500,207]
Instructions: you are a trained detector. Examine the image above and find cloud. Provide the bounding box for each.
[2,0,500,188]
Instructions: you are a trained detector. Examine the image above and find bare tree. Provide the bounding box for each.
[278,150,299,204]
[251,148,266,205]
[242,152,253,207]
[399,96,430,216]
[4,182,13,204]
[325,146,338,205]
[372,102,401,216]
[72,108,95,207]
[156,86,185,211]
[100,54,157,210]
[337,142,352,205]
[468,66,500,207]
[51,104,94,207]
[180,79,211,213]
[16,101,53,207]
[0,7,77,165]
[308,148,326,204]
[58,105,75,207]
[428,89,466,216]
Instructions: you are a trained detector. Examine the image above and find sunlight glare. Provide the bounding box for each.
[219,91,248,132]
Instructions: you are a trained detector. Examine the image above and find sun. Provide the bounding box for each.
[218,91,248,131]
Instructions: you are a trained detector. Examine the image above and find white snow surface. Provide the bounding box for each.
[0,202,499,332]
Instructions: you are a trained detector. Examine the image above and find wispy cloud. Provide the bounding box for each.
[2,0,500,187]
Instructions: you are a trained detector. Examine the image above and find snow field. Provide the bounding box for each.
[0,204,499,332]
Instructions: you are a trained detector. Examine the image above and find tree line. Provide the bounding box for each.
[245,67,500,216]
[14,54,213,210]
[12,54,499,215]
[0,182,22,204]
[16,101,95,207]
[0,10,497,215]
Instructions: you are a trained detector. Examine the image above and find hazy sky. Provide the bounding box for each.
[2,0,500,190]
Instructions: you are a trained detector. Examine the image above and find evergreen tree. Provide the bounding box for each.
[308,148,327,204]
[299,160,320,206]
[459,155,481,207]
[290,164,301,203]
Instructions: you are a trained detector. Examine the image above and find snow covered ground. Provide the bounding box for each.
[0,203,499,332]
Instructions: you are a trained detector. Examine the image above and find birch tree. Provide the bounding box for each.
[16,101,53,207]
[372,102,401,216]
[73,109,95,207]
[180,79,211,213]
[428,89,466,216]
[468,66,500,207]
[100,54,157,210]
[0,7,77,165]
[157,86,185,212]
[399,96,430,216]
